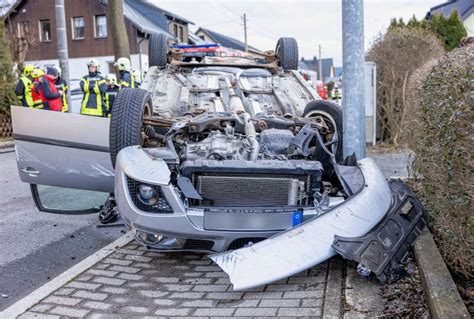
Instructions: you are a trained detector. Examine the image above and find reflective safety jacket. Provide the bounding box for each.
[41,75,62,111]
[31,81,45,109]
[80,72,106,117]
[118,71,137,88]
[15,75,34,107]
[105,85,120,118]
[55,77,69,112]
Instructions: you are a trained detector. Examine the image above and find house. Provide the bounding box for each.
[426,0,474,36]
[195,27,263,57]
[299,57,335,84]
[2,0,194,79]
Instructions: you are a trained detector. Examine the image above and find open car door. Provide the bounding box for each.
[11,106,113,214]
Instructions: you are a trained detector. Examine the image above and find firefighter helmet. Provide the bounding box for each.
[23,64,35,76]
[87,58,100,70]
[105,73,117,85]
[31,69,45,79]
[114,57,131,71]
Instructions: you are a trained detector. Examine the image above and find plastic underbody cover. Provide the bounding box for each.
[332,179,426,283]
[210,158,393,290]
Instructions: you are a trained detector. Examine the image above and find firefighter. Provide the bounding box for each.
[80,59,107,117]
[104,74,120,118]
[41,67,63,111]
[31,69,45,109]
[333,87,342,105]
[15,64,35,107]
[54,66,69,112]
[132,69,142,87]
[114,57,137,88]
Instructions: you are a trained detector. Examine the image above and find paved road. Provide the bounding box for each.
[0,150,124,311]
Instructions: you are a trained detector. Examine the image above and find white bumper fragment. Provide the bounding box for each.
[210,158,392,290]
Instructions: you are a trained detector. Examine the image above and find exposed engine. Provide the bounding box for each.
[142,110,343,209]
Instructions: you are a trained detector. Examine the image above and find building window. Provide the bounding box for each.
[39,19,51,42]
[72,17,85,39]
[178,26,184,43]
[173,24,178,38]
[170,23,184,43]
[94,15,107,38]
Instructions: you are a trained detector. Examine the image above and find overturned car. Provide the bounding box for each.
[11,35,426,290]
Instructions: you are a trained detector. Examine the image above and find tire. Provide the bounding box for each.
[276,37,299,70]
[148,33,169,68]
[303,100,344,165]
[109,88,152,168]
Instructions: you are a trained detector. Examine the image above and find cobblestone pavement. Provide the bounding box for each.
[17,241,332,318]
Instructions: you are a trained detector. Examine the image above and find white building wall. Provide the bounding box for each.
[26,53,149,80]
[464,14,474,37]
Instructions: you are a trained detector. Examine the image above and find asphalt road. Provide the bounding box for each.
[0,149,125,311]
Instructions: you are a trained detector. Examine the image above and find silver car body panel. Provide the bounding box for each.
[11,106,113,192]
[209,158,392,290]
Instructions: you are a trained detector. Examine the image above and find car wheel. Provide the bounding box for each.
[276,37,299,70]
[109,88,152,168]
[303,100,344,165]
[148,33,169,68]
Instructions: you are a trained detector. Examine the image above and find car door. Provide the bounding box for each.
[11,106,114,214]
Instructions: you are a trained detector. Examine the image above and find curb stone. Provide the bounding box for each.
[414,230,470,318]
[0,140,14,149]
[0,231,135,319]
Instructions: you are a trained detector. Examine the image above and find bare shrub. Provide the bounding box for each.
[412,41,473,280]
[403,59,439,148]
[366,27,445,144]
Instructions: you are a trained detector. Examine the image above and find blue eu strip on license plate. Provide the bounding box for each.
[292,211,303,226]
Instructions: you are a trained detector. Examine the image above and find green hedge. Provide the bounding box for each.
[412,42,473,280]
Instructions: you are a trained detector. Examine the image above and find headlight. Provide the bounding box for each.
[138,184,157,205]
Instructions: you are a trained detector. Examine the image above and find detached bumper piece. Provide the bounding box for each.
[332,179,427,283]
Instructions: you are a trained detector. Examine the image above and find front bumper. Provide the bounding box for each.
[115,146,425,290]
[115,146,342,252]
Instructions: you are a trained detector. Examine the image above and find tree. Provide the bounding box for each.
[390,12,467,51]
[0,19,17,116]
[4,18,36,70]
[429,11,467,51]
[108,0,130,62]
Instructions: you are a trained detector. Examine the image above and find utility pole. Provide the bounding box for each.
[318,44,322,81]
[55,0,70,110]
[242,13,248,52]
[342,0,366,159]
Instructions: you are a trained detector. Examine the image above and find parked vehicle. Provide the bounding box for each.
[11,35,426,290]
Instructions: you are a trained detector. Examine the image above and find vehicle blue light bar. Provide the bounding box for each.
[170,43,220,49]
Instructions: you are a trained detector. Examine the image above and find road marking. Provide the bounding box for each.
[0,231,135,319]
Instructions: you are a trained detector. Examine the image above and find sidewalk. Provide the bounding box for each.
[8,238,340,318]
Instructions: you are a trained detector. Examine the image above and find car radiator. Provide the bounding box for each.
[181,159,324,207]
[196,175,302,206]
